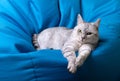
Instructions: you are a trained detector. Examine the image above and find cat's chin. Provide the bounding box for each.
[81,39,86,43]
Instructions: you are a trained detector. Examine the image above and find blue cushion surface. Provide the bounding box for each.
[0,0,120,81]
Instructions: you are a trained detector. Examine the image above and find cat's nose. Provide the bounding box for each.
[81,35,85,39]
[82,37,85,39]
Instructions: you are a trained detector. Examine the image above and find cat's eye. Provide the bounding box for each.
[87,32,92,35]
[78,30,81,33]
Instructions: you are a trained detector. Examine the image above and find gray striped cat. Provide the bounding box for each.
[33,14,100,73]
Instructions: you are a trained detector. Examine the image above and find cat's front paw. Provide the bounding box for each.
[67,62,77,73]
[75,57,84,67]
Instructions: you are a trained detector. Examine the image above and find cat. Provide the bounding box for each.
[33,14,100,73]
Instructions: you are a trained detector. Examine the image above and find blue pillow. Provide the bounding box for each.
[0,0,120,81]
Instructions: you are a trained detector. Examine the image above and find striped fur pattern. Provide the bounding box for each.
[33,14,100,73]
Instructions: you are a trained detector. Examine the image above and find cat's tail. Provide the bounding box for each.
[32,34,40,50]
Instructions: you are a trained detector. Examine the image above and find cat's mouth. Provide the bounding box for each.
[82,39,84,41]
[81,38,86,42]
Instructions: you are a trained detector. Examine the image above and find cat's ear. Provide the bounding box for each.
[94,18,100,27]
[77,14,84,25]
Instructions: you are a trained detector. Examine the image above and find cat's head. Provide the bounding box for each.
[73,14,100,44]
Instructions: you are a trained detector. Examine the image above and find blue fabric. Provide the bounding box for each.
[0,0,120,81]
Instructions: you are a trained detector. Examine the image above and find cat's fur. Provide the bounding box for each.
[33,14,100,73]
